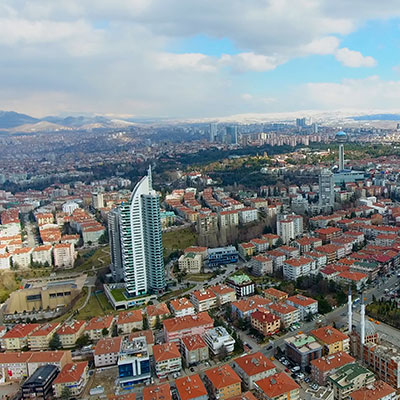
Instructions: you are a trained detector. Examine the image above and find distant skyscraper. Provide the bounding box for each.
[109,167,165,296]
[92,192,104,209]
[339,144,345,171]
[210,123,217,142]
[319,168,334,211]
[226,126,238,144]
[312,123,318,134]
[296,118,306,128]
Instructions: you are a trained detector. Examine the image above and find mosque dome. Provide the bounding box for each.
[355,320,376,337]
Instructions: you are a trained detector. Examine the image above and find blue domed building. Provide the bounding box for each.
[336,130,347,142]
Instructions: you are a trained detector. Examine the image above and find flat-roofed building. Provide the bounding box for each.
[178,253,203,274]
[233,352,276,389]
[285,334,323,371]
[22,364,59,400]
[227,274,255,297]
[203,326,235,355]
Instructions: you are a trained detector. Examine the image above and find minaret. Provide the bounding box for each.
[339,144,344,171]
[360,294,366,346]
[348,287,352,334]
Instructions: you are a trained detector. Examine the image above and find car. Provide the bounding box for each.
[285,368,290,372]
[190,367,195,372]
[304,377,311,383]
[291,366,300,373]
[311,383,319,390]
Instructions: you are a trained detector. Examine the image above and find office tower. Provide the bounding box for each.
[110,167,165,297]
[92,192,104,209]
[226,126,238,144]
[108,207,124,282]
[339,144,345,171]
[319,168,334,211]
[312,122,318,134]
[210,123,217,142]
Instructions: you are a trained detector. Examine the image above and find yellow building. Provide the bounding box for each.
[28,323,60,350]
[57,320,87,349]
[311,326,350,355]
[204,365,242,400]
[52,362,89,397]
[2,324,40,351]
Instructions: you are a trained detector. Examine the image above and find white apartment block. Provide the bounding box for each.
[218,210,239,228]
[203,326,235,355]
[277,214,303,244]
[239,208,258,224]
[53,243,76,269]
[283,257,315,281]
[12,247,33,268]
[32,245,53,266]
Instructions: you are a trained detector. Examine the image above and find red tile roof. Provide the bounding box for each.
[94,337,122,356]
[175,374,207,400]
[181,334,207,351]
[143,383,171,400]
[53,361,88,384]
[255,372,299,398]
[117,310,143,325]
[2,324,40,339]
[287,294,317,307]
[311,351,354,372]
[163,312,213,333]
[153,342,181,362]
[350,380,395,400]
[85,315,114,331]
[311,326,348,344]
[234,352,276,376]
[204,364,241,389]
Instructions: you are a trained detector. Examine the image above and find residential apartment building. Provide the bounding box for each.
[204,365,242,400]
[28,323,60,350]
[57,320,86,349]
[53,243,76,268]
[181,334,209,367]
[203,326,235,355]
[287,295,318,320]
[169,297,196,317]
[153,342,182,379]
[232,295,270,320]
[311,352,355,386]
[209,284,237,305]
[178,253,203,274]
[233,352,276,389]
[283,257,315,280]
[239,207,258,224]
[32,245,52,266]
[146,303,170,328]
[277,214,303,244]
[2,323,40,351]
[84,315,114,341]
[52,361,89,398]
[311,326,350,355]
[190,289,217,312]
[349,381,396,400]
[227,274,255,297]
[267,303,299,328]
[94,336,122,367]
[285,334,323,371]
[251,255,273,276]
[254,372,300,400]
[163,312,213,342]
[264,288,288,303]
[251,310,281,336]
[116,310,143,334]
[175,374,208,400]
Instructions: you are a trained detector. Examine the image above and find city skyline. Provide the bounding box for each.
[2,1,400,118]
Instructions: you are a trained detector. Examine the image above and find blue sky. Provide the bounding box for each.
[1,1,400,117]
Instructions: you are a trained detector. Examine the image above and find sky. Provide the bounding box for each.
[2,0,400,118]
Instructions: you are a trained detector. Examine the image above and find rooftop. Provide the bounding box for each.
[234,352,276,376]
[204,364,241,389]
[175,374,207,400]
[255,372,299,398]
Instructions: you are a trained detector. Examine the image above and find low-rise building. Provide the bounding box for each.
[190,289,217,312]
[2,323,40,351]
[251,309,281,336]
[311,352,355,386]
[143,383,172,400]
[178,253,203,274]
[53,243,76,269]
[254,372,300,400]
[57,320,86,348]
[94,336,122,367]
[285,334,323,371]
[209,284,237,305]
[287,294,318,320]
[22,364,59,400]
[233,352,276,389]
[239,242,257,260]
[264,288,288,303]
[163,312,214,342]
[175,374,208,400]
[232,295,270,320]
[27,350,71,376]
[116,310,143,334]
[207,246,239,267]
[181,334,209,367]
[169,298,196,317]
[251,238,269,253]
[153,342,182,379]
[84,315,114,341]
[146,303,171,328]
[328,363,375,400]
[11,247,33,268]
[267,303,299,328]
[52,361,89,398]
[251,255,273,276]
[311,326,350,355]
[349,380,397,400]
[32,245,52,266]
[0,351,32,382]
[203,326,235,355]
[204,365,242,400]
[283,257,315,280]
[227,274,255,297]
[28,322,60,350]
[337,271,368,291]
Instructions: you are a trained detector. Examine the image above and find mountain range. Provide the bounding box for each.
[1,109,400,134]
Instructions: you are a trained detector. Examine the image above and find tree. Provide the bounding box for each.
[143,315,149,330]
[75,334,90,349]
[61,386,72,400]
[318,297,332,314]
[101,328,109,337]
[155,315,162,330]
[49,333,62,350]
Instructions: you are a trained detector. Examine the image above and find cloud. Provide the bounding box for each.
[0,0,398,117]
[334,47,377,68]
[300,76,400,109]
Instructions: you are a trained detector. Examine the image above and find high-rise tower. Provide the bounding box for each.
[210,123,217,143]
[109,167,165,297]
[339,144,345,171]
[319,168,334,212]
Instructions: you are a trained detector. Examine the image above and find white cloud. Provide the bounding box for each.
[220,52,283,72]
[301,36,340,55]
[334,47,377,68]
